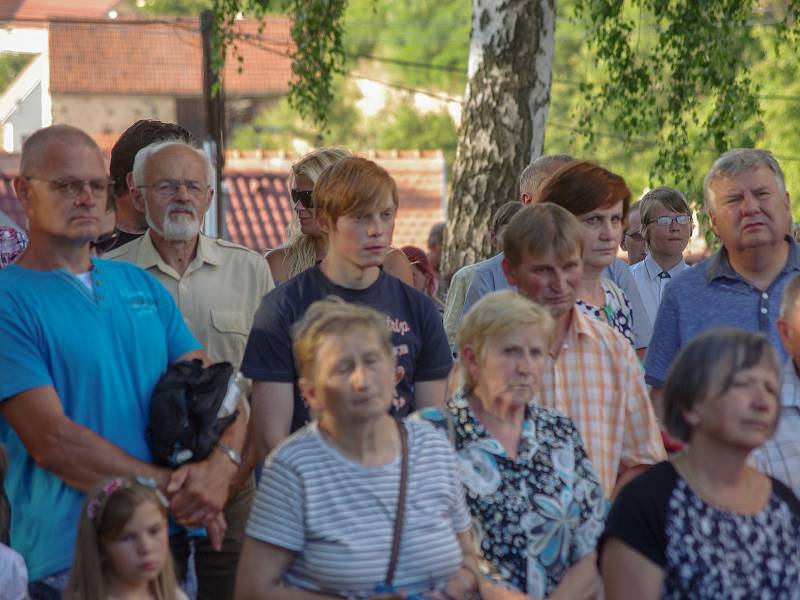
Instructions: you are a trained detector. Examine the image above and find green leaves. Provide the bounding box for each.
[573,0,761,194]
[286,0,348,125]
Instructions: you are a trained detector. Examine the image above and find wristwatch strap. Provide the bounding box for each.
[215,442,242,467]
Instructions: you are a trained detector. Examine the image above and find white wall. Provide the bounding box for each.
[51,93,176,138]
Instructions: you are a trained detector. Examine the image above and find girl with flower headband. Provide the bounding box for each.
[64,476,186,600]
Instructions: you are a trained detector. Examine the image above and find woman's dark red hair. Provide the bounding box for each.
[535,160,631,219]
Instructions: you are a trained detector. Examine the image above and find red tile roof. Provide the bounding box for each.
[49,17,292,96]
[224,171,292,253]
[0,0,119,21]
[223,150,446,252]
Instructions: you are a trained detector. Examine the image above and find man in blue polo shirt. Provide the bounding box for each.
[0,125,245,599]
[644,149,799,411]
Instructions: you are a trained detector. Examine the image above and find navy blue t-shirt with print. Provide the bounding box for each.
[241,265,453,432]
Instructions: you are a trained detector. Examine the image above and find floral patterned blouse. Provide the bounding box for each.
[416,392,608,597]
[576,278,635,347]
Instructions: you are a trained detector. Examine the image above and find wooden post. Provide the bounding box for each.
[201,9,226,239]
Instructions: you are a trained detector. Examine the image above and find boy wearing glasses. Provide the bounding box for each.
[630,187,693,325]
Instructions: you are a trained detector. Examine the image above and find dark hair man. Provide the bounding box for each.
[106,119,194,251]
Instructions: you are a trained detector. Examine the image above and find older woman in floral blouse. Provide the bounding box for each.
[417,291,607,600]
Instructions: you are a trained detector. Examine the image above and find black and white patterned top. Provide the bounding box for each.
[601,461,800,599]
[576,278,635,347]
[416,393,608,597]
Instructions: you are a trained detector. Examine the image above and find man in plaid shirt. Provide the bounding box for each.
[503,203,665,497]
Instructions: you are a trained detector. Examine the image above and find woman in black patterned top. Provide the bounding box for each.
[600,328,800,599]
[417,291,607,600]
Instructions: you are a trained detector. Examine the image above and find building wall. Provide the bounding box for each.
[51,93,176,138]
[5,82,43,152]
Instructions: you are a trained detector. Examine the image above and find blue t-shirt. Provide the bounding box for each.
[644,238,800,388]
[241,265,453,432]
[0,259,200,581]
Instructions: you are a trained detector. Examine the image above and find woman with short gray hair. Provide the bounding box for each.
[600,327,800,598]
[417,291,607,600]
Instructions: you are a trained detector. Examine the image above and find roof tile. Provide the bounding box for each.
[49,17,292,96]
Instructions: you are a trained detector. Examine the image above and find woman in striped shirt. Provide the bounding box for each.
[235,298,480,600]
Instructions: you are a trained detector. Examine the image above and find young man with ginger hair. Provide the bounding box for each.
[240,157,452,478]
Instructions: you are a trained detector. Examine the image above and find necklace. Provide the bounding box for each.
[672,454,764,514]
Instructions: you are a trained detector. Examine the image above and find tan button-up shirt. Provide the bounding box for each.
[105,233,273,368]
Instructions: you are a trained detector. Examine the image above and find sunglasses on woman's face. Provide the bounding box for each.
[291,189,314,209]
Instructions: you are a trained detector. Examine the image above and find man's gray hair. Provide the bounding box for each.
[132,140,214,187]
[519,153,575,198]
[703,148,785,212]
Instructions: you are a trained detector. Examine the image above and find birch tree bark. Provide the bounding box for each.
[442,0,555,272]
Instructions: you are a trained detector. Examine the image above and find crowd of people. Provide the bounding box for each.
[1,119,799,600]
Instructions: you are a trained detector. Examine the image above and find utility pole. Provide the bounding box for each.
[201,9,226,239]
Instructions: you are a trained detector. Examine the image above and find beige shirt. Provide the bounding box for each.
[105,233,273,368]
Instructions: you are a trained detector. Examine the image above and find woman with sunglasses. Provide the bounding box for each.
[630,187,693,327]
[266,147,414,286]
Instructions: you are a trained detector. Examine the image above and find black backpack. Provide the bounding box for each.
[147,359,239,468]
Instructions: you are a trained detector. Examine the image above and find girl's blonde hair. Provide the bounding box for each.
[457,290,554,390]
[64,476,180,600]
[281,147,353,279]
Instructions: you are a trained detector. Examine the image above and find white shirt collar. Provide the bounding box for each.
[643,253,688,281]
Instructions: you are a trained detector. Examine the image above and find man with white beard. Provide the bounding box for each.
[104,140,273,600]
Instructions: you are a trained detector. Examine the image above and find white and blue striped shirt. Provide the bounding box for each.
[247,419,472,597]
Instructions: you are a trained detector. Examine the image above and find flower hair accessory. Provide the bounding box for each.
[85,476,169,522]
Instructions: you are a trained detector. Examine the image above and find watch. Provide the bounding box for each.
[215,442,242,467]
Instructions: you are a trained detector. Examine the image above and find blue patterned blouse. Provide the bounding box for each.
[416,392,608,597]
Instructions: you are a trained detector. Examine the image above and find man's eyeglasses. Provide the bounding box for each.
[25,176,112,198]
[647,215,692,227]
[137,180,209,199]
[291,189,313,209]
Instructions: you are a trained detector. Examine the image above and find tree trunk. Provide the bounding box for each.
[442,0,555,274]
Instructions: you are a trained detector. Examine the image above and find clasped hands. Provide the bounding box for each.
[163,450,239,550]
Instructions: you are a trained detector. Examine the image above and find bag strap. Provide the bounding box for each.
[385,417,409,587]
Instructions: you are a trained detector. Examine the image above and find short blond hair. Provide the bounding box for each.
[292,297,394,379]
[458,290,554,389]
[314,156,398,226]
[503,203,584,268]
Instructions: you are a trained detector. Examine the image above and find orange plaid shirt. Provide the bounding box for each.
[541,309,666,495]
